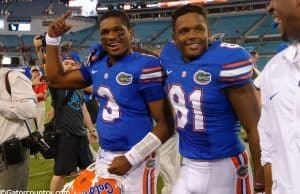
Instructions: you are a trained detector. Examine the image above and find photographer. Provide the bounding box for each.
[0,54,37,190]
[29,35,46,86]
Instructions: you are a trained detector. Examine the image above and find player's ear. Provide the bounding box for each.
[129,28,134,41]
[172,33,175,42]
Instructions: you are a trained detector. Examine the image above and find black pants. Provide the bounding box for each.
[54,132,93,176]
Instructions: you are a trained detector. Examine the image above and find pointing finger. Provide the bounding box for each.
[61,10,72,21]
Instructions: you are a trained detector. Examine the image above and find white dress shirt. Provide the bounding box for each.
[254,42,300,194]
[0,69,36,144]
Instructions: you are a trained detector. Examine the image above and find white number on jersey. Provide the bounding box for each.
[220,42,241,49]
[97,86,120,122]
[169,85,205,132]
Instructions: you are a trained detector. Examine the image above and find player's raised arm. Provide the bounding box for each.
[46,10,87,89]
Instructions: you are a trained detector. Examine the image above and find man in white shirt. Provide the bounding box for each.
[0,54,36,190]
[254,1,300,194]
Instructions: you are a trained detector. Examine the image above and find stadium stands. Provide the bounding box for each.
[22,34,35,47]
[133,20,170,42]
[0,0,279,70]
[0,35,19,47]
[251,15,279,36]
[210,13,264,38]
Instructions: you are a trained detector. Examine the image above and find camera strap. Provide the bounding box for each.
[5,70,13,95]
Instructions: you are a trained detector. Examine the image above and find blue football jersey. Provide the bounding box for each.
[160,41,253,160]
[80,52,166,151]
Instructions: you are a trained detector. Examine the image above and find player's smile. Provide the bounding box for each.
[107,42,121,51]
[186,43,201,50]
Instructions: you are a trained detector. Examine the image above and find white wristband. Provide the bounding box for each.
[46,34,62,46]
[125,132,161,168]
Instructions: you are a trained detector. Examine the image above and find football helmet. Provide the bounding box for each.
[62,162,123,194]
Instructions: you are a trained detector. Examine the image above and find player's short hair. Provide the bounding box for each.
[172,4,208,32]
[62,51,81,64]
[99,10,131,29]
[250,50,258,56]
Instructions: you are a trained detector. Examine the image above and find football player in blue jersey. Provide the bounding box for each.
[160,4,265,194]
[45,10,174,194]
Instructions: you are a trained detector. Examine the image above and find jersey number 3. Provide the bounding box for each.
[97,86,120,122]
[169,85,205,132]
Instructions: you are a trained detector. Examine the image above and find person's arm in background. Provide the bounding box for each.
[46,11,87,89]
[256,93,272,194]
[31,76,44,86]
[47,106,55,121]
[263,163,272,194]
[259,106,273,194]
[82,103,98,144]
[32,35,46,87]
[34,35,46,65]
[254,72,272,194]
[0,72,36,120]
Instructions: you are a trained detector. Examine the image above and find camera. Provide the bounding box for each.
[33,34,46,53]
[26,131,50,155]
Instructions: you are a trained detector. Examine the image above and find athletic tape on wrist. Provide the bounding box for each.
[125,132,161,167]
[46,34,62,46]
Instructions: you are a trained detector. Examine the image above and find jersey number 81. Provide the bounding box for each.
[169,85,205,132]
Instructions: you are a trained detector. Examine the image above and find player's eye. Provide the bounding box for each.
[99,30,109,36]
[114,27,125,35]
[195,26,206,33]
[178,28,188,35]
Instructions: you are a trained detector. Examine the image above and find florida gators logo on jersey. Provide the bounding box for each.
[116,72,133,86]
[193,70,211,85]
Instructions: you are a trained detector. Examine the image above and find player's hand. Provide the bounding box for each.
[88,130,98,144]
[254,168,265,193]
[47,108,54,120]
[108,155,132,176]
[31,75,43,86]
[87,43,106,64]
[254,183,265,193]
[48,10,72,38]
